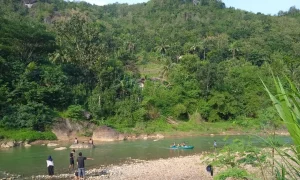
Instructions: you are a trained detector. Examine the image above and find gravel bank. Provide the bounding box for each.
[34,154,214,180]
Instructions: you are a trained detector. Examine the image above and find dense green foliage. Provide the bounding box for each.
[264,77,300,179]
[214,168,249,180]
[0,128,56,142]
[0,0,300,132]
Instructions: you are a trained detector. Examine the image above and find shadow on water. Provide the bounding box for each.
[0,135,292,178]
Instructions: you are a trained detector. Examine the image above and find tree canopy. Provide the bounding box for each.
[1,0,300,131]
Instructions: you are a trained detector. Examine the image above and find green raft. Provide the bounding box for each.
[170,145,194,149]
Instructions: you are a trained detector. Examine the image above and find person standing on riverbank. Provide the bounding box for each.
[77,152,93,179]
[46,156,54,176]
[88,138,93,145]
[69,149,76,170]
[74,138,78,144]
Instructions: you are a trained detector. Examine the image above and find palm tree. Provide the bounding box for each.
[160,57,174,80]
[155,40,170,56]
[229,41,239,59]
[198,39,208,60]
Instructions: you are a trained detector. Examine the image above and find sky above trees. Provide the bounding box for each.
[82,0,300,15]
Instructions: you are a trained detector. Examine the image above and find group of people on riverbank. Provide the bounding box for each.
[46,137,94,179]
[47,150,93,179]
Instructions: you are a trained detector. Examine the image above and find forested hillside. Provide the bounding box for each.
[1,0,300,133]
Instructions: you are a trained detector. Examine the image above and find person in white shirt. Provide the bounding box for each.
[74,137,78,144]
[46,156,54,176]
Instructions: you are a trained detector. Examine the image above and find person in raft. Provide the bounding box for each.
[69,149,76,170]
[77,152,94,179]
[46,155,54,176]
[170,142,176,147]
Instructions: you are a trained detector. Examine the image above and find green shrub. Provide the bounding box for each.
[65,105,84,120]
[214,168,249,180]
[0,128,57,142]
[237,153,266,167]
[135,122,147,131]
[176,121,201,131]
[173,104,187,118]
[81,131,93,137]
[144,118,172,134]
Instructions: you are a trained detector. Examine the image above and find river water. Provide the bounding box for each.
[0,135,292,178]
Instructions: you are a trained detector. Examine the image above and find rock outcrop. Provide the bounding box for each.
[0,140,32,148]
[47,143,58,147]
[24,143,31,147]
[1,141,17,148]
[54,147,67,150]
[52,118,96,141]
[51,119,164,143]
[70,143,94,149]
[92,126,124,141]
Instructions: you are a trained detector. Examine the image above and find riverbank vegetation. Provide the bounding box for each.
[1,0,300,135]
[201,77,300,179]
[0,128,56,142]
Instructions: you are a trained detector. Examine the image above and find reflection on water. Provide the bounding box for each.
[0,135,292,178]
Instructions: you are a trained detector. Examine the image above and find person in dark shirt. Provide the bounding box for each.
[69,149,76,170]
[77,152,93,179]
[206,164,213,176]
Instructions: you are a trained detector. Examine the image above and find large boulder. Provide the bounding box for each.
[24,143,31,147]
[54,147,67,150]
[92,126,124,142]
[47,143,58,147]
[6,141,16,147]
[0,141,17,148]
[1,143,10,148]
[52,118,96,141]
[83,111,92,120]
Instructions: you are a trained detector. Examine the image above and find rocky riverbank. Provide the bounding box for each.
[0,140,31,148]
[32,154,214,180]
[2,146,294,180]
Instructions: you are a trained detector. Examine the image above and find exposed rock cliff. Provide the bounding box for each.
[92,126,125,141]
[51,118,96,141]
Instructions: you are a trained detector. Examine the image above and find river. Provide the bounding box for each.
[0,135,292,178]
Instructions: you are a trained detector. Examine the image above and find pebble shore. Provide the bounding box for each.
[32,154,214,180]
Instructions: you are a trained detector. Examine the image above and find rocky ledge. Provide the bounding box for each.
[70,143,94,149]
[0,141,31,148]
[52,119,165,142]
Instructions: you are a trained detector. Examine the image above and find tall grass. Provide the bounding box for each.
[263,76,300,179]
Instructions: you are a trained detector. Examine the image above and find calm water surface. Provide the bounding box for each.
[0,135,292,178]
